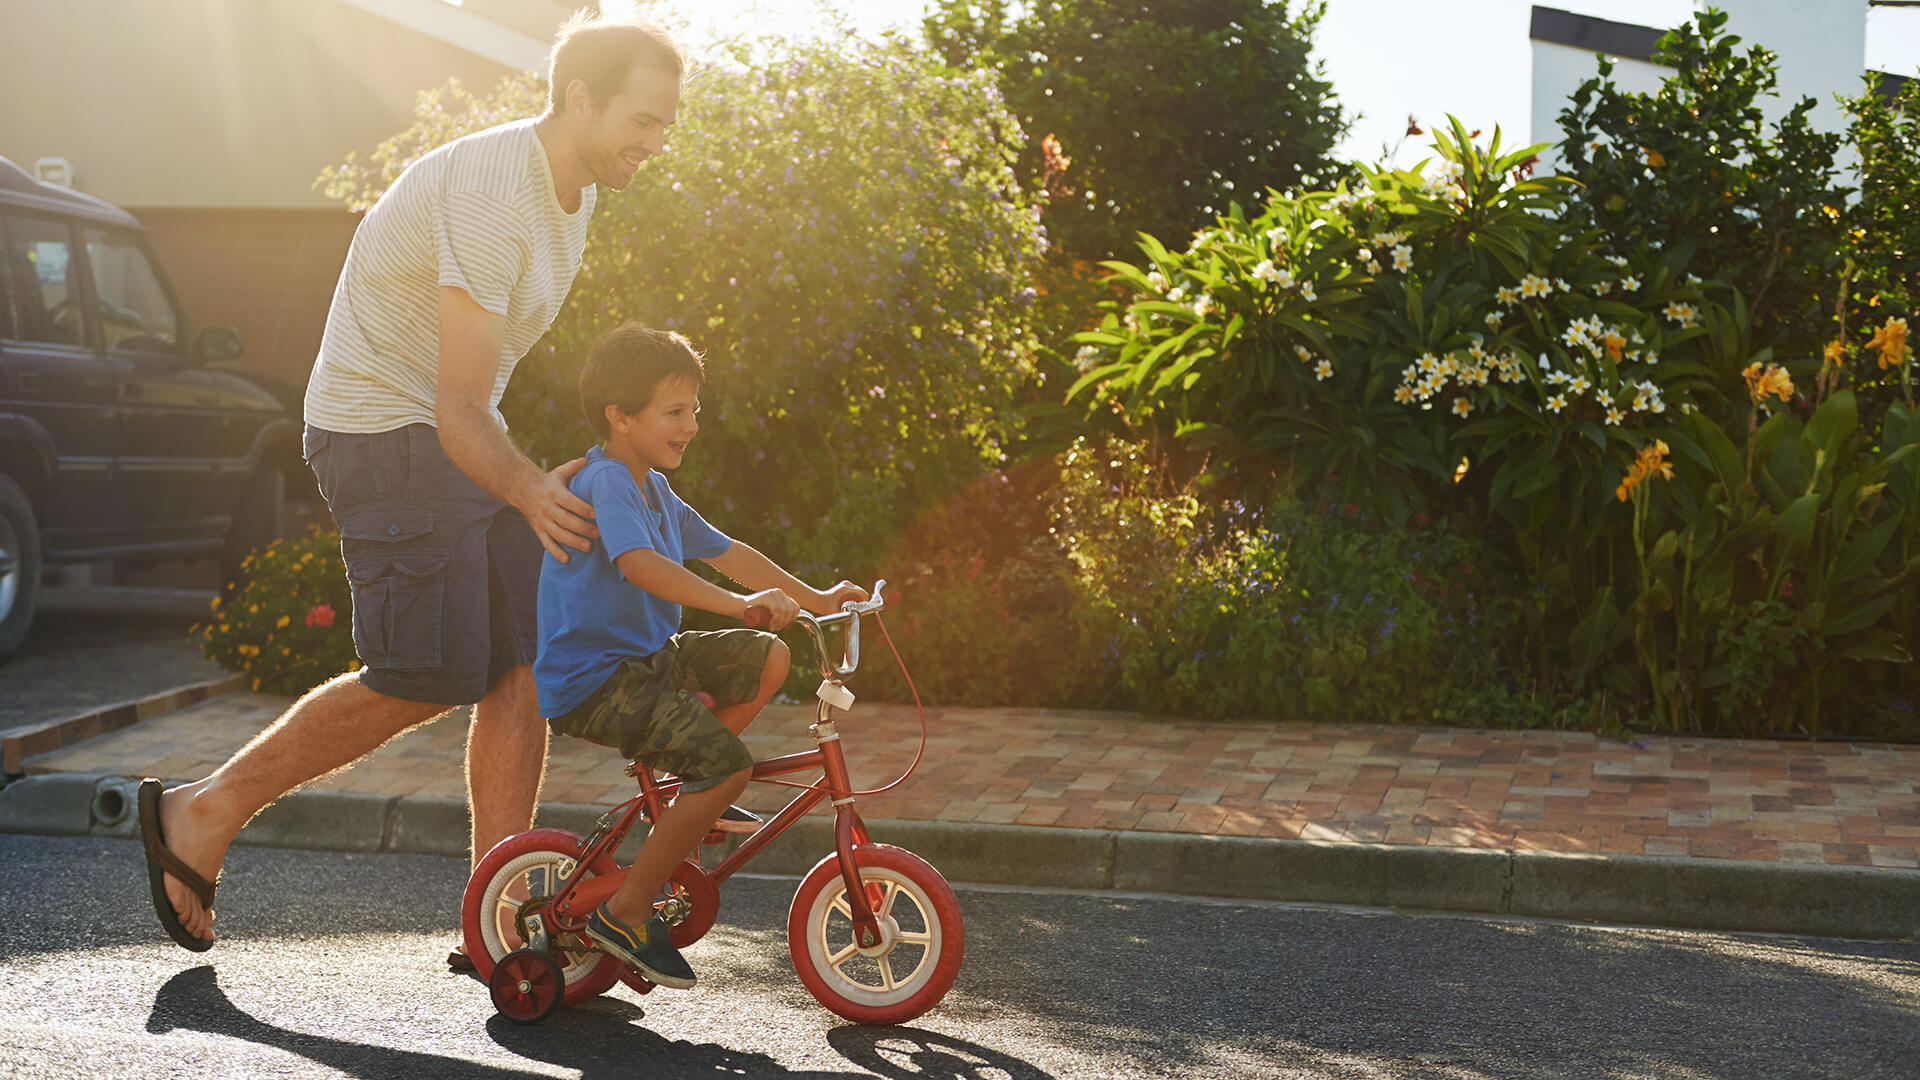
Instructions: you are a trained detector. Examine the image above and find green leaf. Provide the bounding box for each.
[1772,492,1822,565]
[1805,390,1858,457]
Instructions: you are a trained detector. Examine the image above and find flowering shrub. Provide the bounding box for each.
[1070,116,1721,556]
[196,527,358,696]
[1069,114,1920,735]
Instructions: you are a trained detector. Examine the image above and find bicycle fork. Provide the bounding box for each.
[812,681,885,950]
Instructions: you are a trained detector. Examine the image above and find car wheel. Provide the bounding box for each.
[0,474,42,662]
[221,465,283,595]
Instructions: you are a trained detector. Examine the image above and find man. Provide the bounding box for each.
[137,12,683,956]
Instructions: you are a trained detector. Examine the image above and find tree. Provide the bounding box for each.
[924,0,1345,263]
[1556,10,1849,358]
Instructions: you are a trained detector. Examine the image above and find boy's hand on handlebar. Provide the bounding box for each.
[810,581,870,614]
[742,588,800,630]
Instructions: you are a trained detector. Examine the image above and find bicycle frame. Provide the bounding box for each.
[539,587,893,951]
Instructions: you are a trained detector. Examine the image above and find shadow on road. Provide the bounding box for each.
[827,1026,1058,1079]
[150,966,539,1079]
[484,999,868,1078]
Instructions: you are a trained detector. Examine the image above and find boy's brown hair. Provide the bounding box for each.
[578,323,705,439]
[547,10,685,114]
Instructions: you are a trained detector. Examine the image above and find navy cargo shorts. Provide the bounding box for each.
[303,423,541,706]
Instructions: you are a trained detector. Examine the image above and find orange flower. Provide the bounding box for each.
[1823,340,1845,367]
[1643,147,1667,167]
[1617,440,1672,501]
[1742,361,1794,404]
[1864,317,1909,371]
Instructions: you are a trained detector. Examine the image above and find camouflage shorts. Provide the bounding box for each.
[549,629,771,791]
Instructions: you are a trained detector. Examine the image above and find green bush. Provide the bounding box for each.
[320,35,1048,582]
[1113,501,1535,725]
[197,527,358,696]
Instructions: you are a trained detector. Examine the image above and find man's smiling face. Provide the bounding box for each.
[578,63,680,190]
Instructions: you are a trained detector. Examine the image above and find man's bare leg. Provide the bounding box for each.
[156,672,445,941]
[467,663,548,867]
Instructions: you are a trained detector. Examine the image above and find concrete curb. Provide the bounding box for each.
[0,675,246,774]
[4,774,1917,941]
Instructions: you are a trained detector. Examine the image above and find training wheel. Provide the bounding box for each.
[490,948,565,1024]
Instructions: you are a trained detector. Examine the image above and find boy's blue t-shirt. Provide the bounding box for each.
[534,447,732,717]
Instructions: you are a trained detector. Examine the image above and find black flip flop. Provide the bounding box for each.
[447,943,475,972]
[137,778,217,952]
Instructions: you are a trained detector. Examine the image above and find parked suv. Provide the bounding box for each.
[0,157,303,660]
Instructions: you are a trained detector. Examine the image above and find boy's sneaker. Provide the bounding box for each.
[714,804,762,833]
[585,904,696,989]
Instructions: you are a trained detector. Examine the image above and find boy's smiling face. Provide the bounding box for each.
[606,375,700,473]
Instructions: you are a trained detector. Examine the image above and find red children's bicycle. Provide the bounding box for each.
[459,581,963,1025]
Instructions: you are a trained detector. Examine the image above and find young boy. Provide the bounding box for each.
[534,323,866,989]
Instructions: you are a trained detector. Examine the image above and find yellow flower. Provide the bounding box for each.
[1865,317,1909,371]
[1823,340,1845,367]
[275,614,291,629]
[1742,361,1794,404]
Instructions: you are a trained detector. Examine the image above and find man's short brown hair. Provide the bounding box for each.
[547,9,685,114]
[579,323,705,440]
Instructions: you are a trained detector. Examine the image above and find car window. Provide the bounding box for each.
[3,216,85,347]
[0,218,14,340]
[84,227,178,353]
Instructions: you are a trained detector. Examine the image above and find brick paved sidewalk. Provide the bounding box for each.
[22,691,1920,869]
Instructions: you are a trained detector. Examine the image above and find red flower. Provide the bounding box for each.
[1405,114,1423,137]
[305,604,336,628]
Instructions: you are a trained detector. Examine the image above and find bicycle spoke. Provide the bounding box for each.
[877,950,897,992]
[896,930,931,946]
[828,941,859,968]
[877,880,900,920]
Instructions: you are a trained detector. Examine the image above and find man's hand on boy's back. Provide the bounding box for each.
[513,457,599,563]
[744,588,801,630]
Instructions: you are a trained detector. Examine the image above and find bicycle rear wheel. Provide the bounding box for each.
[462,828,623,1008]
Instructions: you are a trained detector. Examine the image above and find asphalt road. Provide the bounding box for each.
[2,835,1916,1079]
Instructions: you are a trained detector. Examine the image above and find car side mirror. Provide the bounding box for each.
[194,326,243,364]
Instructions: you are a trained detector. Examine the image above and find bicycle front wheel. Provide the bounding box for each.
[787,843,964,1025]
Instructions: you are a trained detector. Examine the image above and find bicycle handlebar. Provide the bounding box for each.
[742,580,885,678]
[796,579,886,679]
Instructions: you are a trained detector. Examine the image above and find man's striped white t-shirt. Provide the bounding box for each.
[303,119,596,435]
